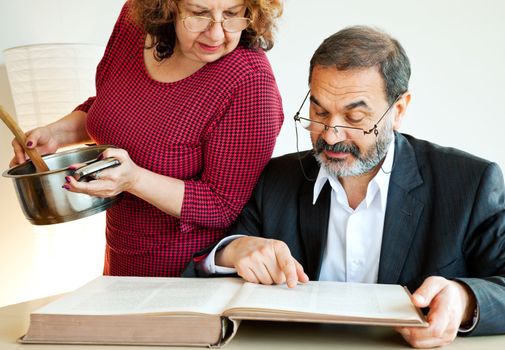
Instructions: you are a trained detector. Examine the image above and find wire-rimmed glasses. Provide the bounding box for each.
[293,90,399,140]
[181,15,251,33]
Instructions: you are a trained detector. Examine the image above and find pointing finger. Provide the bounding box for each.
[295,259,309,283]
[274,241,299,288]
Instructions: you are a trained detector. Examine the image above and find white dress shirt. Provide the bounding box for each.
[200,138,479,332]
[202,141,395,277]
[317,140,394,282]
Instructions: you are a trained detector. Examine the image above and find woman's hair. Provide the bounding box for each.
[129,0,283,61]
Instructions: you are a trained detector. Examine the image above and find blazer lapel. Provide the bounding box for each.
[298,158,331,281]
[378,133,424,284]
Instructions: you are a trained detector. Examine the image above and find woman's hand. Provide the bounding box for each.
[64,148,141,198]
[65,145,184,217]
[10,126,59,167]
[10,110,91,168]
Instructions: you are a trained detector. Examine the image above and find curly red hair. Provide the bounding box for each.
[129,0,283,60]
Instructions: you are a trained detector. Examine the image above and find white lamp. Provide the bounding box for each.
[3,43,103,130]
[2,43,107,299]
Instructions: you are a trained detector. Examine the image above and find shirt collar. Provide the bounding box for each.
[313,137,396,210]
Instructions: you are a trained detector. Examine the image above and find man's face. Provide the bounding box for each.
[309,65,400,178]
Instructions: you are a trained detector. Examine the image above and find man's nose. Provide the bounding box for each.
[321,126,348,145]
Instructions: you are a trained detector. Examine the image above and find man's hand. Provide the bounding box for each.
[216,236,309,288]
[395,276,477,348]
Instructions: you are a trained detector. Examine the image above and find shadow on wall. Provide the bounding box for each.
[0,62,24,230]
[0,62,107,308]
[0,62,41,307]
[0,62,21,228]
[0,64,15,113]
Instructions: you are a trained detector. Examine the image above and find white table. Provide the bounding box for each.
[1,296,504,349]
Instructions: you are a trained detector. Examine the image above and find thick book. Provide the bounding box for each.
[20,276,427,347]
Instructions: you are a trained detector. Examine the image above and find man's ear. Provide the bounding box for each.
[392,91,411,130]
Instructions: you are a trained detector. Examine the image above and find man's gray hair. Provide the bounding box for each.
[309,25,411,104]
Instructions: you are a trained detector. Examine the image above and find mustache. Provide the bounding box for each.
[315,138,360,158]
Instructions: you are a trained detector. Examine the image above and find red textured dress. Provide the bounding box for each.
[76,4,284,276]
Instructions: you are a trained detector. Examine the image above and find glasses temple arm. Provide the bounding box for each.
[294,90,311,120]
[365,94,403,135]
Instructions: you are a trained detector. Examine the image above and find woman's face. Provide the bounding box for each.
[173,0,248,65]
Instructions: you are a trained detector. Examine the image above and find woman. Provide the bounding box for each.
[10,0,284,276]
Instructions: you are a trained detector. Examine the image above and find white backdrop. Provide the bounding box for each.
[0,0,504,306]
[271,0,505,165]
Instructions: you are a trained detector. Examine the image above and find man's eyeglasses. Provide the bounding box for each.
[181,15,251,33]
[293,90,400,140]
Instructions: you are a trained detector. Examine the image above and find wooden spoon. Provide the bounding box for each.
[0,105,50,172]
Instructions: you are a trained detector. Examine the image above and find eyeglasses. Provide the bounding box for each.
[293,90,400,140]
[181,15,251,33]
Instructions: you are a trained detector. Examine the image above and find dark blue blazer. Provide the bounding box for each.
[184,132,505,335]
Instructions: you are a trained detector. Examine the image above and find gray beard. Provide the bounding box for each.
[313,122,394,178]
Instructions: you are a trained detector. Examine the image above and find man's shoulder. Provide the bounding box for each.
[397,133,502,188]
[400,133,494,169]
[264,150,316,175]
[254,150,317,192]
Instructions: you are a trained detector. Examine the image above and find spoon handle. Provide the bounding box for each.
[0,105,50,172]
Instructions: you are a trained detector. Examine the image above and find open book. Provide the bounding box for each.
[20,276,427,347]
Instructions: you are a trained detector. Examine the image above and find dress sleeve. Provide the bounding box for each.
[74,2,130,113]
[179,69,284,233]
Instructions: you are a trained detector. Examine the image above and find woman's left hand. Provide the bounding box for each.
[64,148,140,198]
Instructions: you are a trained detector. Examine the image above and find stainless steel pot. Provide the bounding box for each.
[2,145,120,225]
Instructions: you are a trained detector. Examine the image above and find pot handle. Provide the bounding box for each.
[73,157,121,182]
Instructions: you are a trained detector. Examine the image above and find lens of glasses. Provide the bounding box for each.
[296,118,369,140]
[183,16,250,33]
[183,16,211,32]
[222,18,250,32]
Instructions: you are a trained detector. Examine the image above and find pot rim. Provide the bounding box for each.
[2,144,114,179]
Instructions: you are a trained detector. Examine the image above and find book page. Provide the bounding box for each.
[34,276,244,316]
[225,281,422,321]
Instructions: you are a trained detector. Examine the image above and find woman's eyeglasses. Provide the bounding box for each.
[181,15,251,33]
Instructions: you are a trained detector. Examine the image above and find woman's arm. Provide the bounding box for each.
[178,69,284,232]
[65,69,283,228]
[11,110,91,166]
[45,110,92,146]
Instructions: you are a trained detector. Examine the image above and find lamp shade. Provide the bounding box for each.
[3,43,104,131]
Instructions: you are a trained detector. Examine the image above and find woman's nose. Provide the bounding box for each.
[206,19,225,41]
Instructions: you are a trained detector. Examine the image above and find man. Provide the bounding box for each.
[184,26,505,347]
